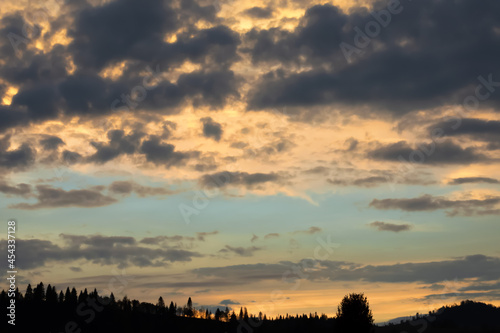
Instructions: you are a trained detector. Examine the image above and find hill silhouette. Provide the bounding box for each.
[1,282,499,332]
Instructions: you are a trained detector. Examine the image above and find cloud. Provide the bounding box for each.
[0,135,36,170]
[242,6,274,19]
[201,117,223,141]
[108,181,174,197]
[368,221,412,232]
[429,118,500,149]
[246,1,500,115]
[9,185,117,209]
[139,231,217,246]
[87,130,144,164]
[368,140,490,165]
[449,177,500,185]
[0,181,32,197]
[140,136,198,168]
[292,226,322,234]
[0,233,204,269]
[264,233,279,239]
[39,135,65,150]
[369,194,500,216]
[199,171,283,189]
[220,299,240,305]
[219,245,262,257]
[250,234,258,242]
[194,254,500,284]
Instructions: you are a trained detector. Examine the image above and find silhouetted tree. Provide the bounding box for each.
[336,293,373,333]
[33,282,45,302]
[184,297,194,317]
[25,284,33,301]
[46,284,58,303]
[168,301,176,317]
[58,290,64,303]
[156,296,165,314]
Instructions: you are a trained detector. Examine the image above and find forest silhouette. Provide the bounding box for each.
[2,282,500,332]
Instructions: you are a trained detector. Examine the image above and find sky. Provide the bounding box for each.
[0,0,500,323]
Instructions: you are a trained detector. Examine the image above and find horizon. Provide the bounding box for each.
[1,0,500,326]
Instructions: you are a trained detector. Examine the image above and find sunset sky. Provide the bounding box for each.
[1,0,500,322]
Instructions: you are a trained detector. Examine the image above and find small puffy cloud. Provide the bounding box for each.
[264,233,279,239]
[201,117,223,141]
[368,221,413,233]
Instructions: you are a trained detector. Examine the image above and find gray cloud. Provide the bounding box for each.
[0,181,32,197]
[429,118,500,149]
[242,6,274,19]
[0,135,35,170]
[108,180,174,197]
[369,194,500,216]
[201,117,223,141]
[9,185,117,210]
[194,254,500,284]
[220,299,240,305]
[219,245,263,257]
[264,233,279,239]
[39,135,65,150]
[368,221,413,232]
[368,140,490,165]
[246,1,500,115]
[0,233,204,269]
[199,171,284,189]
[88,130,144,164]
[140,136,198,168]
[449,177,500,185]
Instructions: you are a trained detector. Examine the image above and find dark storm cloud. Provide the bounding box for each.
[0,135,36,170]
[246,0,500,114]
[201,117,223,141]
[368,140,489,165]
[368,221,412,232]
[449,177,500,185]
[67,0,177,70]
[429,118,500,149]
[39,135,65,150]
[219,245,262,257]
[0,1,241,133]
[242,6,274,19]
[194,254,500,285]
[369,194,500,216]
[140,136,197,168]
[199,171,283,189]
[88,130,145,164]
[0,234,203,269]
[9,185,117,209]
